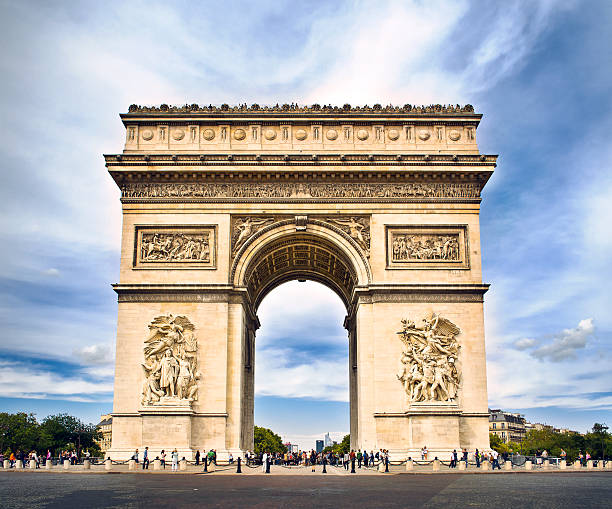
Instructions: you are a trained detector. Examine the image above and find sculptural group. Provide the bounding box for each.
[141,314,200,406]
[396,314,461,402]
[392,234,459,262]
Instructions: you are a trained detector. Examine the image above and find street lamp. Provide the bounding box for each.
[600,423,608,460]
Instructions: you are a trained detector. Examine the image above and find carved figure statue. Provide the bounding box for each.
[396,314,461,403]
[141,314,200,406]
[330,217,369,252]
[232,217,273,254]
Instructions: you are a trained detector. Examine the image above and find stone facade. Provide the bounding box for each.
[105,103,496,460]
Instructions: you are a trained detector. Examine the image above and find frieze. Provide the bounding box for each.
[134,225,216,269]
[121,182,481,202]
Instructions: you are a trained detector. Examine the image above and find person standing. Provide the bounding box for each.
[171,449,179,472]
[560,449,567,462]
[195,450,200,466]
[491,449,501,470]
[462,448,468,468]
[132,449,139,464]
[160,450,166,469]
[475,449,480,468]
[262,451,268,473]
[357,450,362,468]
[142,447,149,470]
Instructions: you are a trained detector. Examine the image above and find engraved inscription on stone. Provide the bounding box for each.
[396,314,461,403]
[134,226,216,268]
[392,233,459,262]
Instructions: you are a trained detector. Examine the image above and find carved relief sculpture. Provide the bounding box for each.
[232,217,275,254]
[141,314,200,406]
[396,314,461,403]
[325,216,370,255]
[392,233,459,261]
[134,226,216,269]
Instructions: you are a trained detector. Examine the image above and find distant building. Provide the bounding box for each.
[96,414,112,453]
[489,409,526,443]
[324,432,333,448]
[316,440,324,453]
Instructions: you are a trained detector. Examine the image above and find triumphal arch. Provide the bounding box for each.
[105,103,496,460]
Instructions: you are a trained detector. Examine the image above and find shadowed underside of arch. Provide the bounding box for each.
[243,233,358,312]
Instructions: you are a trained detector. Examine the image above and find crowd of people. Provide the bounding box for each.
[243,449,391,471]
[0,449,93,468]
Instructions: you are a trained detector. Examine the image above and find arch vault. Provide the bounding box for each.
[105,103,496,460]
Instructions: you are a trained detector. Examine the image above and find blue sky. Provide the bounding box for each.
[1,0,611,450]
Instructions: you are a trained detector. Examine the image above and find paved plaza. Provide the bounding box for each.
[1,470,610,508]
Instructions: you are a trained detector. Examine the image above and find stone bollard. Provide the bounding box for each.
[543,459,550,469]
[587,460,593,470]
[179,459,187,471]
[560,460,566,470]
[458,461,466,471]
[480,460,490,471]
[573,461,581,470]
[45,460,51,470]
[525,460,532,470]
[153,459,161,470]
[16,460,23,469]
[3,460,9,469]
[596,460,604,470]
[432,458,440,471]
[63,460,70,470]
[405,458,413,471]
[128,460,136,470]
[378,461,385,472]
[208,460,216,472]
[29,459,36,469]
[83,459,91,470]
[606,460,612,470]
[105,459,112,471]
[504,460,512,471]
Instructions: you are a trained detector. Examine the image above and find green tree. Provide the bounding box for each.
[39,414,100,455]
[0,412,40,453]
[253,426,287,455]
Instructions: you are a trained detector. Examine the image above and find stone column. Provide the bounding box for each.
[83,459,91,470]
[153,459,161,470]
[432,458,440,471]
[128,459,136,470]
[405,458,413,471]
[524,460,532,470]
[560,460,566,470]
[105,459,112,471]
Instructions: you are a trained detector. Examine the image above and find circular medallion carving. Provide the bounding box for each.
[357,129,369,141]
[172,129,185,141]
[387,129,399,141]
[295,129,307,141]
[141,129,154,141]
[234,128,246,141]
[264,129,277,141]
[326,129,338,141]
[202,128,215,141]
[449,130,461,141]
[418,129,431,141]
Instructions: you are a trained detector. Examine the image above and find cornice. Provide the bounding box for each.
[105,153,498,167]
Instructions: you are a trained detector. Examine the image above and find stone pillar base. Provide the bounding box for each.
[128,460,136,470]
[153,459,161,470]
[560,460,566,469]
[480,460,490,471]
[105,459,112,471]
[525,460,532,470]
[405,459,413,471]
[504,460,512,470]
[84,459,91,470]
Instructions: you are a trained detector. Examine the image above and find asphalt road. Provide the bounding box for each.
[0,472,611,508]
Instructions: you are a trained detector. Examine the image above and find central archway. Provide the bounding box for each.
[232,221,371,452]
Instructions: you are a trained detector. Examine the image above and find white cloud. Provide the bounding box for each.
[514,337,537,350]
[41,268,60,277]
[0,361,113,402]
[73,343,115,365]
[530,318,595,362]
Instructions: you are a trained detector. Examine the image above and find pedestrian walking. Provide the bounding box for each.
[160,450,166,469]
[171,449,179,472]
[142,447,149,469]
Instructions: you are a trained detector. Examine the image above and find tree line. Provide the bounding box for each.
[0,412,101,457]
[490,423,611,461]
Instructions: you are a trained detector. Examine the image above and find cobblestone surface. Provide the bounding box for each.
[0,471,610,508]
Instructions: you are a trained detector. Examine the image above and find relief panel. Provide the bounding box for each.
[133,225,217,269]
[386,225,469,270]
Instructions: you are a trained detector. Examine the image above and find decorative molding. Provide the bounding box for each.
[386,225,469,270]
[133,225,216,269]
[353,284,489,305]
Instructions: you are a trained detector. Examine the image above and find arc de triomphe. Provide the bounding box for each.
[105,103,496,460]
